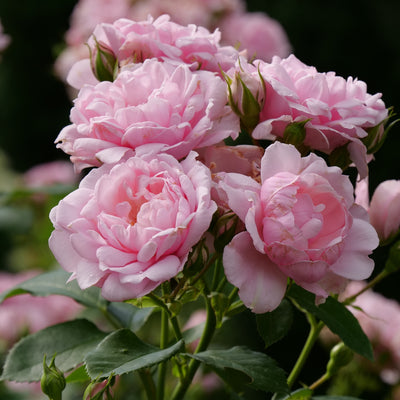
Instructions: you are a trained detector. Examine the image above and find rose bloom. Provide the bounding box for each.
[0,271,82,345]
[49,150,217,301]
[339,282,400,384]
[67,14,240,89]
[369,180,400,243]
[65,0,134,46]
[246,55,388,178]
[23,160,77,188]
[220,142,379,313]
[132,0,245,28]
[0,19,10,53]
[57,58,239,172]
[55,0,136,85]
[219,12,291,62]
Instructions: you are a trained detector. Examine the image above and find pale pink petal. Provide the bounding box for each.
[330,217,378,279]
[223,232,287,313]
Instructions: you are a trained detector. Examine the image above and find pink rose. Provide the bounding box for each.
[57,58,239,172]
[220,12,291,62]
[23,161,77,188]
[341,282,400,384]
[67,14,240,88]
[369,180,400,243]
[220,142,379,313]
[49,150,217,301]
[134,0,245,28]
[249,55,388,178]
[0,19,10,53]
[97,14,239,73]
[64,0,134,46]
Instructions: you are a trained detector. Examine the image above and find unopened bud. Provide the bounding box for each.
[41,354,66,400]
[326,342,353,377]
[90,39,117,82]
[226,66,265,134]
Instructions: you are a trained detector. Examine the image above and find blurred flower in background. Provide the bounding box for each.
[0,18,10,54]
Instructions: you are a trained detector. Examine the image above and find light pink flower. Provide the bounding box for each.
[219,12,291,62]
[65,0,134,46]
[55,0,135,85]
[354,175,370,212]
[343,282,400,384]
[57,58,239,172]
[49,150,217,301]
[23,161,77,188]
[0,271,82,344]
[220,142,378,313]
[68,14,240,88]
[369,180,400,242]
[197,144,263,210]
[249,55,388,178]
[54,44,94,92]
[0,19,10,53]
[132,0,245,28]
[197,144,263,177]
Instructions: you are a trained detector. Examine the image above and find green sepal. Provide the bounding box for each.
[282,120,309,146]
[363,107,399,154]
[92,39,117,82]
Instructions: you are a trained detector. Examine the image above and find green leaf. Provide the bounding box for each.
[256,298,293,347]
[106,302,153,332]
[384,238,400,271]
[185,346,288,393]
[288,285,373,360]
[85,329,185,378]
[273,388,313,400]
[0,269,107,310]
[66,365,90,383]
[1,319,107,382]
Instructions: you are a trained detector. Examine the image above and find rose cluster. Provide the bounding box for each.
[50,14,387,313]
[54,0,291,89]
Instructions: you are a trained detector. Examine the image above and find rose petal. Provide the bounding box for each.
[223,232,287,313]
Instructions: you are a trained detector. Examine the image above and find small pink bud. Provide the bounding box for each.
[369,180,400,243]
